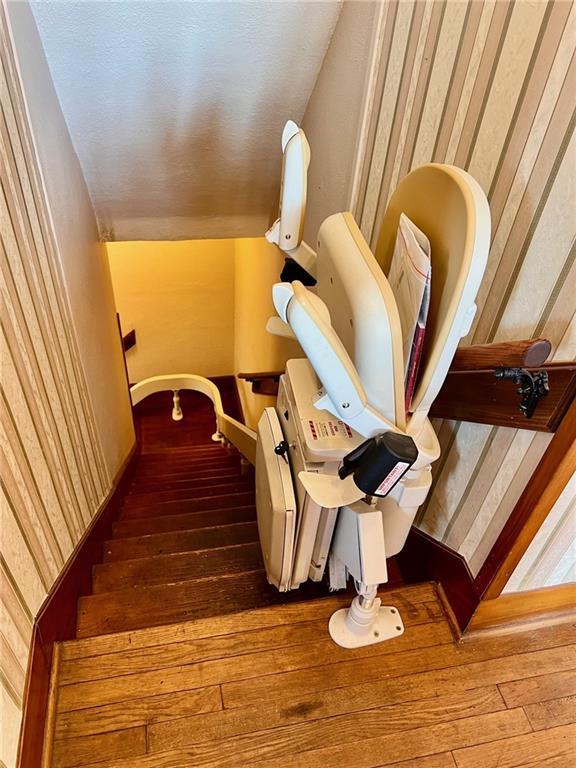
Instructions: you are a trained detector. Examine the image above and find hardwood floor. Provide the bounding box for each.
[42,391,576,766]
[47,585,575,768]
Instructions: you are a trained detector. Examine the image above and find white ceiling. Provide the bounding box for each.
[31,1,342,241]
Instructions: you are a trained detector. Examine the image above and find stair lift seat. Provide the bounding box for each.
[256,121,490,647]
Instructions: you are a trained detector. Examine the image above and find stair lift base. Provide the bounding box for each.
[329,597,404,649]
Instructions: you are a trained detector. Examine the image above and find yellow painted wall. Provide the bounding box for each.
[234,238,302,429]
[107,237,301,429]
[107,240,236,381]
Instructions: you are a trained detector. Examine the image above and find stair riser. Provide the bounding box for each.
[92,543,263,593]
[123,481,253,506]
[136,459,238,471]
[127,472,243,493]
[77,571,275,637]
[132,464,244,485]
[112,506,256,538]
[76,570,342,638]
[119,492,256,519]
[137,448,237,460]
[135,457,240,472]
[103,521,260,561]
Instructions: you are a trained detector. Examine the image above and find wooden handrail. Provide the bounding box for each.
[450,338,551,372]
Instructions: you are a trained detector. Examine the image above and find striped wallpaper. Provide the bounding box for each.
[504,471,576,592]
[1,8,111,765]
[352,0,575,582]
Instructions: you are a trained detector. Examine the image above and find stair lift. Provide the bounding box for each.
[257,121,490,648]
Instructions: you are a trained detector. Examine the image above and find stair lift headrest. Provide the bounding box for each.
[374,164,491,416]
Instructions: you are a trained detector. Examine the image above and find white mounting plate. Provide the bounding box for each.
[329,605,405,649]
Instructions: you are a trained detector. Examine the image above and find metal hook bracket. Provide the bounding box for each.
[494,367,549,418]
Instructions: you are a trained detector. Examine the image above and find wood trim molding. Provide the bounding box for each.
[475,397,576,599]
[17,444,138,768]
[396,527,480,632]
[466,583,576,638]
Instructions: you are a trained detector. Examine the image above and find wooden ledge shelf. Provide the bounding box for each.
[430,360,576,432]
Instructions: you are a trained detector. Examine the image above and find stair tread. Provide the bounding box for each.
[127,472,243,493]
[139,446,231,458]
[132,464,242,481]
[92,542,263,592]
[104,521,259,561]
[122,480,253,505]
[77,571,333,638]
[119,491,256,519]
[113,505,256,538]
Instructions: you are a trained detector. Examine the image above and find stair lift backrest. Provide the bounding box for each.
[375,164,491,417]
[315,212,406,431]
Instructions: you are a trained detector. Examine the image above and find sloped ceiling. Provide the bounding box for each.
[30,1,342,240]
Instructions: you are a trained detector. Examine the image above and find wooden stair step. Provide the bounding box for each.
[135,456,237,471]
[126,471,243,494]
[136,450,237,464]
[131,464,242,481]
[136,450,239,462]
[104,521,259,561]
[136,453,236,467]
[76,571,333,638]
[132,462,242,482]
[119,491,256,519]
[93,542,264,592]
[139,445,230,458]
[122,480,253,505]
[113,505,256,538]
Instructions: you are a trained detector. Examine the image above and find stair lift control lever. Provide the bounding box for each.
[338,432,418,497]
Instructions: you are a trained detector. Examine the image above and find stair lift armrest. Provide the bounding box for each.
[273,282,399,437]
[273,282,366,420]
[265,120,316,278]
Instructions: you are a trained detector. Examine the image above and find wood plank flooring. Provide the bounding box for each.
[43,391,576,766]
[47,587,575,768]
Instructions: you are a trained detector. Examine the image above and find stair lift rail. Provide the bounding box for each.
[130,375,257,466]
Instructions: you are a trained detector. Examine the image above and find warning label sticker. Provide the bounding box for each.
[307,419,354,441]
[375,461,410,496]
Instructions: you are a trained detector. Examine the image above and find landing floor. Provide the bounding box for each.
[46,583,575,768]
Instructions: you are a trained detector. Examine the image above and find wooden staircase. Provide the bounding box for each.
[75,389,336,639]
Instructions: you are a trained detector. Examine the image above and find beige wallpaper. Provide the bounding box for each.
[504,472,575,592]
[1,5,134,765]
[353,0,575,578]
